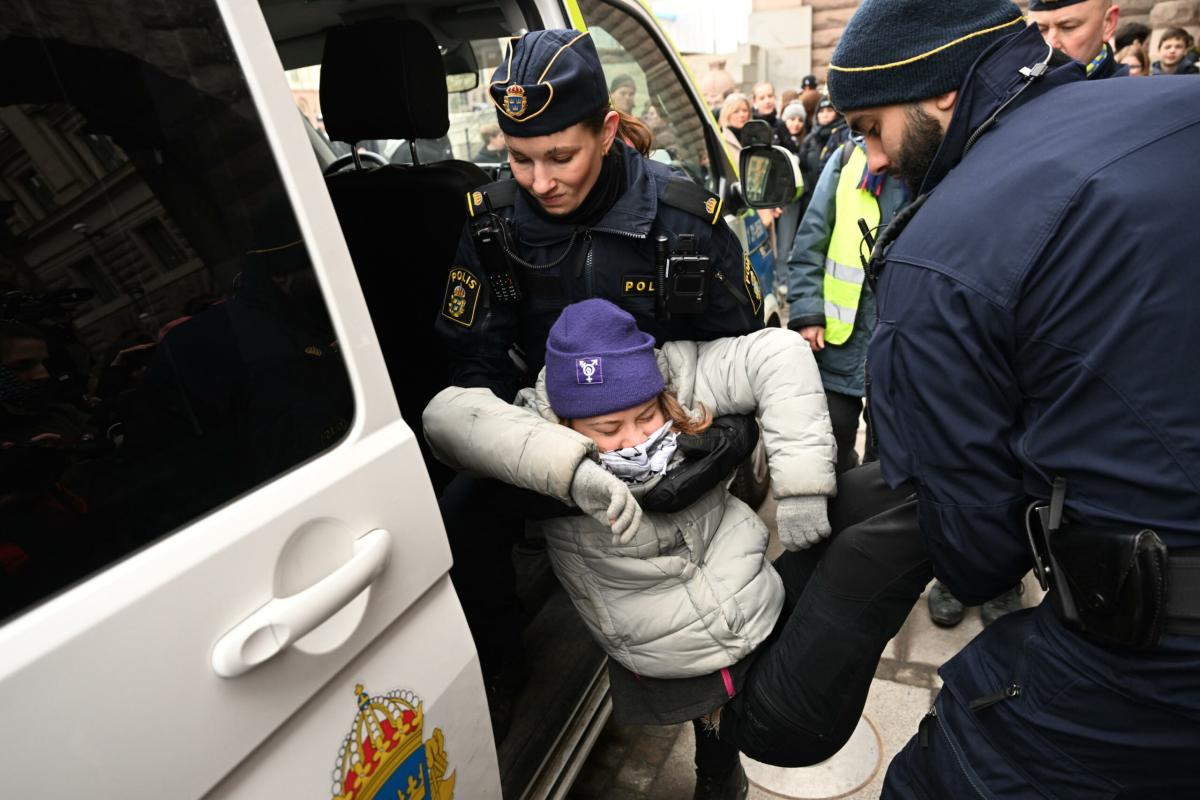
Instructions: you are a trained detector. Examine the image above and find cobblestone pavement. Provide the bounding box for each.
[568,425,1044,800]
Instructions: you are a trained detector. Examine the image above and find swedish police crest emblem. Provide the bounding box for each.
[505,85,527,117]
[442,267,481,327]
[744,254,762,315]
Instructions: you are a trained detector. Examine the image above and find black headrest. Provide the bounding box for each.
[320,19,449,143]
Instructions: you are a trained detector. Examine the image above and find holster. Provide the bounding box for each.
[1046,521,1168,651]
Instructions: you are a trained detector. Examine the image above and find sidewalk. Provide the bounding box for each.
[569,461,1044,799]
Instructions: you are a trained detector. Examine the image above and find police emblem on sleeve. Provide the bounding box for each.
[330,684,456,800]
[504,85,527,117]
[744,254,763,315]
[442,267,481,327]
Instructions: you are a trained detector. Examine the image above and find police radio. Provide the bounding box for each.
[663,233,710,315]
[472,216,523,304]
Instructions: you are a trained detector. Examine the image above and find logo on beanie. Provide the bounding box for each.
[505,85,527,117]
[576,357,603,385]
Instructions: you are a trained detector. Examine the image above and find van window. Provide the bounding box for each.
[575,0,718,191]
[287,36,511,172]
[0,2,354,624]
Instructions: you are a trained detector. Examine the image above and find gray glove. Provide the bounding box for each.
[570,459,644,545]
[776,495,831,550]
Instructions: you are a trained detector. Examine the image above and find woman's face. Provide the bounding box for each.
[817,107,838,127]
[568,396,665,453]
[1121,55,1145,76]
[506,112,619,215]
[785,116,805,136]
[728,103,751,128]
[611,85,636,114]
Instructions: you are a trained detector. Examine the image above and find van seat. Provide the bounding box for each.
[320,19,488,488]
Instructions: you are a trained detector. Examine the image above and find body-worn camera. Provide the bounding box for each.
[471,217,522,303]
[664,234,710,315]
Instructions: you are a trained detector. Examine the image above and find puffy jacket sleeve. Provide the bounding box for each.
[422,386,597,502]
[671,328,836,498]
[786,151,843,329]
[869,263,1029,604]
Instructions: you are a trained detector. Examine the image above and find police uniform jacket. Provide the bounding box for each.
[436,140,764,401]
[423,327,835,679]
[868,25,1200,796]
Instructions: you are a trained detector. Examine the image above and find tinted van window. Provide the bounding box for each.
[0,2,354,622]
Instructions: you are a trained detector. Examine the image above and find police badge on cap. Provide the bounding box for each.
[488,29,611,136]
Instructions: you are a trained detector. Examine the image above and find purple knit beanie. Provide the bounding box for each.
[545,299,664,419]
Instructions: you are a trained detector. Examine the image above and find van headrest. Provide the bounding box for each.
[320,19,449,143]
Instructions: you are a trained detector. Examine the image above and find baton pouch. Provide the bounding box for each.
[1050,523,1168,651]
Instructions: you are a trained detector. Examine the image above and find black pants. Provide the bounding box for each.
[705,462,930,769]
[826,390,876,473]
[439,474,527,678]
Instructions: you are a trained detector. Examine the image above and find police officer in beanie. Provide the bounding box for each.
[433,28,765,747]
[827,0,1200,796]
[1028,0,1127,79]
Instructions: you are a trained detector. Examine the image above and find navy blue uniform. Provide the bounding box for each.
[871,27,1200,798]
[435,140,764,400]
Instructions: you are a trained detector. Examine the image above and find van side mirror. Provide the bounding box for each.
[738,119,773,147]
[738,145,802,208]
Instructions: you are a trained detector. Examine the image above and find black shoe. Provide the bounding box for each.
[928,581,965,627]
[981,583,1024,627]
[693,761,748,800]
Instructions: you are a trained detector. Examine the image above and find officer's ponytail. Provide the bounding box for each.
[584,105,653,157]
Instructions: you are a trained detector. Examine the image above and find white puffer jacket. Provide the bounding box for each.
[423,327,835,678]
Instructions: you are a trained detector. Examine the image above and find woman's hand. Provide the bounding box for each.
[570,459,644,544]
[776,495,831,550]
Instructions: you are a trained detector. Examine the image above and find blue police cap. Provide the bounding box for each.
[489,29,610,137]
[1028,0,1090,9]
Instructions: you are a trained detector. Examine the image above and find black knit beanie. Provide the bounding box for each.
[828,0,1025,113]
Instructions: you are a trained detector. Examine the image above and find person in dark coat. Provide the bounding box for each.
[797,98,850,206]
[828,0,1200,796]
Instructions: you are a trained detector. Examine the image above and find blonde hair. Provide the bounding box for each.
[1115,42,1150,75]
[718,92,751,129]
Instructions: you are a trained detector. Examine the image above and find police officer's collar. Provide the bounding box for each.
[917,24,1083,196]
[514,140,657,244]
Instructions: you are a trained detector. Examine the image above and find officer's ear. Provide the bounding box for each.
[601,109,621,154]
[920,90,958,133]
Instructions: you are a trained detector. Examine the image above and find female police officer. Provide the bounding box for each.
[431,27,767,792]
[435,28,764,399]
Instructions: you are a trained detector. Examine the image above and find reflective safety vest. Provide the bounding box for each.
[823,145,879,346]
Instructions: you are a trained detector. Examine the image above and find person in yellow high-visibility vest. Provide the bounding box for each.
[786,139,906,473]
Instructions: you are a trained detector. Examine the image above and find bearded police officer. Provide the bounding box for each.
[826,0,1200,796]
[1028,0,1128,79]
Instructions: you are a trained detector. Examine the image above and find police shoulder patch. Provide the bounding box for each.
[442,267,481,327]
[660,177,723,225]
[743,254,763,315]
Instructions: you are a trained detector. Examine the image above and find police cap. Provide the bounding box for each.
[489,29,610,137]
[1028,0,1091,9]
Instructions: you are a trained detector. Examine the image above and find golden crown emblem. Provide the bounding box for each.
[330,684,456,800]
[504,83,528,117]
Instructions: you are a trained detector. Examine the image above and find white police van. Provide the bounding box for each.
[0,0,796,796]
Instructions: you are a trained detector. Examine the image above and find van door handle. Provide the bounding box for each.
[211,528,392,678]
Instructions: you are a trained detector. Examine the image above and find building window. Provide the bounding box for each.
[67,255,118,302]
[136,218,188,271]
[17,169,56,215]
